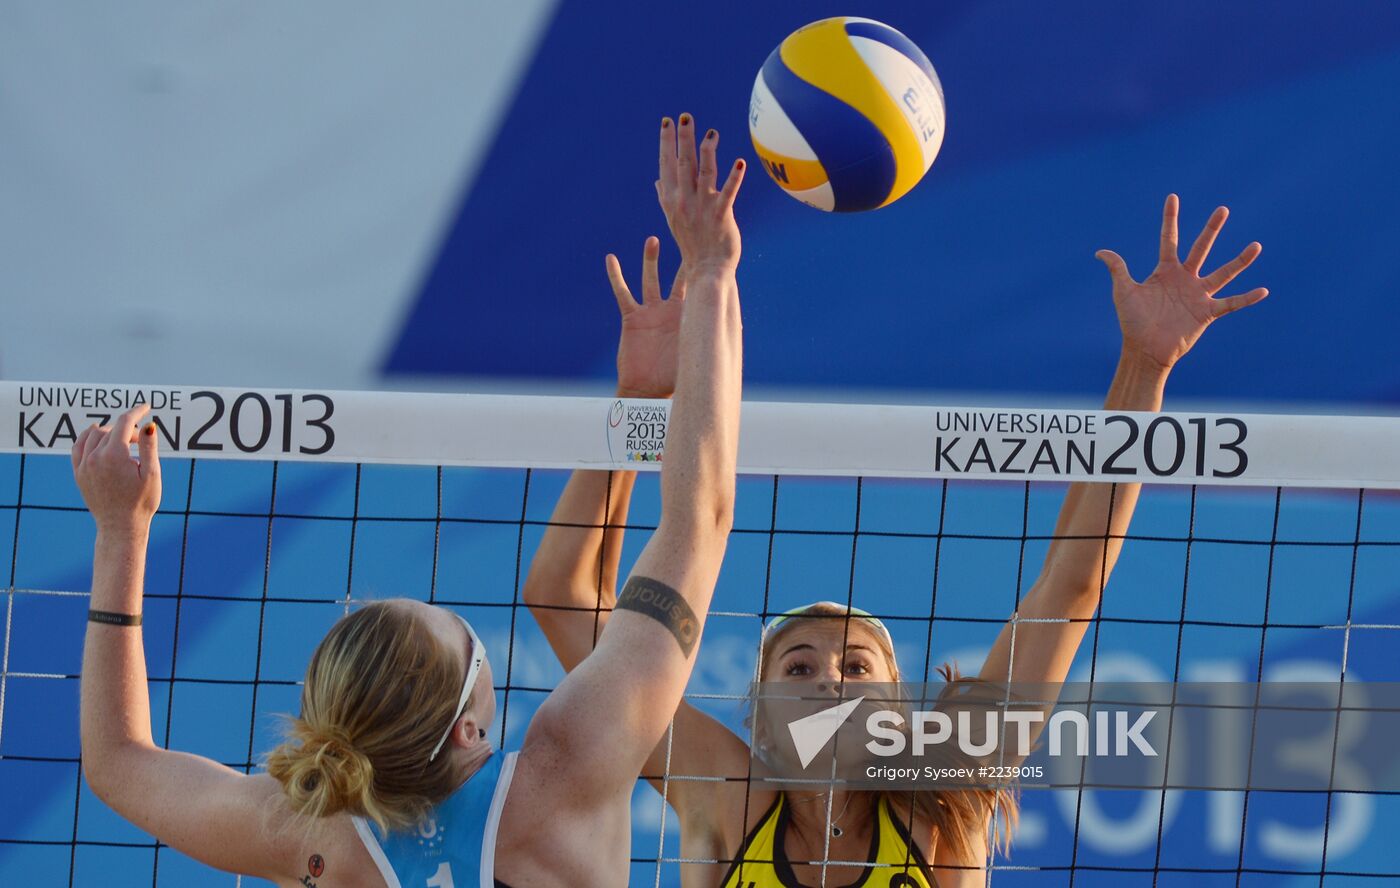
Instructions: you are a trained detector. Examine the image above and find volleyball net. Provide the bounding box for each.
[1,381,1399,886]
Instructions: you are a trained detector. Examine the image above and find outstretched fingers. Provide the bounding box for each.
[697,129,718,192]
[1211,287,1269,319]
[641,236,662,303]
[718,158,745,212]
[676,113,697,192]
[1159,193,1180,264]
[1184,206,1228,274]
[658,117,676,196]
[1202,241,1263,294]
[1095,249,1133,289]
[605,253,637,315]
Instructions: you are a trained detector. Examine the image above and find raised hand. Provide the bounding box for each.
[1097,194,1268,371]
[656,114,744,273]
[72,404,162,534]
[608,236,685,399]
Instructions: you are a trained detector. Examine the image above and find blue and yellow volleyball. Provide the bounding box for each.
[749,17,945,213]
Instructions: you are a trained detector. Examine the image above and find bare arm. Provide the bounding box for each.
[977,354,1163,686]
[980,195,1268,687]
[75,407,299,881]
[523,229,681,671]
[521,230,752,813]
[520,114,746,799]
[523,463,752,807]
[523,467,636,672]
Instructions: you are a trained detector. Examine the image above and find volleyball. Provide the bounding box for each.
[748,17,945,212]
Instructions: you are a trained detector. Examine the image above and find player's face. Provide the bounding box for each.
[763,620,896,685]
[752,621,894,772]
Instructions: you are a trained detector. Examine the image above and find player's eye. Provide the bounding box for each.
[844,659,871,676]
[785,660,813,676]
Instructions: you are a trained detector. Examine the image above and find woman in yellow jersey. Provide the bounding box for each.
[524,194,1267,887]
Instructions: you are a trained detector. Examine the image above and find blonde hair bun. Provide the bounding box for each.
[264,601,467,834]
[268,721,375,820]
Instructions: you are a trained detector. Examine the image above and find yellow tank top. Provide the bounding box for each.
[720,794,933,888]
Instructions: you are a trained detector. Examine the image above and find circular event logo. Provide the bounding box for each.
[609,400,624,428]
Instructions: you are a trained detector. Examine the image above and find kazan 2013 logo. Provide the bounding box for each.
[607,399,668,463]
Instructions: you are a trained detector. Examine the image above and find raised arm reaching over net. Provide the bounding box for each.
[977,194,1268,688]
[520,194,1270,888]
[69,112,746,888]
[494,113,745,886]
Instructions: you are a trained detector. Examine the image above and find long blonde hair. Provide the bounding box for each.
[757,602,1018,862]
[266,600,472,833]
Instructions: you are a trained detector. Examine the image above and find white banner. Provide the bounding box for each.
[3,381,1398,489]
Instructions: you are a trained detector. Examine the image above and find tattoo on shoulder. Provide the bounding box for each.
[301,853,325,887]
[615,576,699,656]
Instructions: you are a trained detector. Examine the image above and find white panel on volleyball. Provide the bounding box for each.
[785,182,838,212]
[847,33,946,172]
[750,69,835,211]
[750,69,820,158]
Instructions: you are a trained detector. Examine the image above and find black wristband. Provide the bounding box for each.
[89,609,142,627]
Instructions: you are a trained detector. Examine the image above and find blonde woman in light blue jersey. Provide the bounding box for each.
[72,114,745,888]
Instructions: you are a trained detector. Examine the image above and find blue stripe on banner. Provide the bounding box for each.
[760,47,895,213]
[843,20,940,93]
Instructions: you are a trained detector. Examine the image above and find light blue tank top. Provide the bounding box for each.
[353,750,518,888]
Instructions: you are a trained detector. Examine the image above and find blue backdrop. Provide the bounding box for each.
[389,1,1400,405]
[5,3,1400,886]
[4,458,1399,886]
